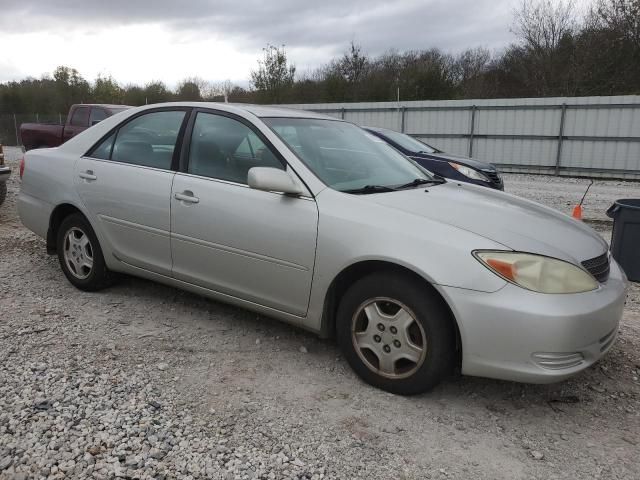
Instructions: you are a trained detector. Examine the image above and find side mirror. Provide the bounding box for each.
[248,167,303,196]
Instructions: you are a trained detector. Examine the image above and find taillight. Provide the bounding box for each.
[19,157,25,179]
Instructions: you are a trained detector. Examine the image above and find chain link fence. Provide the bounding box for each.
[0,113,65,146]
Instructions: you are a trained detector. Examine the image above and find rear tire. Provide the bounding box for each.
[56,213,114,291]
[336,272,455,395]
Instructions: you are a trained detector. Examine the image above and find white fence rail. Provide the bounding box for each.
[283,96,640,180]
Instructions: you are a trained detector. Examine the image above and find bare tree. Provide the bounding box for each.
[513,0,577,52]
[210,80,234,103]
[510,0,580,96]
[452,48,492,98]
[338,42,369,84]
[595,0,640,47]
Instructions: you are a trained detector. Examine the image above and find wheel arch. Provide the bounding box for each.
[320,260,462,364]
[47,203,89,254]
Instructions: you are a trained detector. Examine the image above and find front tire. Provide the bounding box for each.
[336,272,455,395]
[56,213,114,291]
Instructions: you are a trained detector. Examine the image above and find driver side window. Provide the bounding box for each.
[188,112,284,184]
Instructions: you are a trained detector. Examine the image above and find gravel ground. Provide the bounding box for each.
[1,147,639,480]
[504,173,639,224]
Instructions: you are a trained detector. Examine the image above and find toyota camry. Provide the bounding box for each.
[18,103,628,395]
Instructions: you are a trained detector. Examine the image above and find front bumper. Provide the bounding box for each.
[440,259,628,383]
[0,166,10,182]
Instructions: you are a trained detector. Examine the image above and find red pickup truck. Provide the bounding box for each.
[20,104,130,151]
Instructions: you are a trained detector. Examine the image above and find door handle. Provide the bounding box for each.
[174,191,199,204]
[79,170,97,181]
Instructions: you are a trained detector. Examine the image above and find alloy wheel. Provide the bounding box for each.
[63,227,94,280]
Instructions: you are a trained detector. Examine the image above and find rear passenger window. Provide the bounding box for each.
[110,111,186,170]
[89,133,115,160]
[188,112,284,184]
[70,107,90,127]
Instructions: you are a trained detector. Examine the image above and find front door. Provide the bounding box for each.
[76,109,188,275]
[170,111,318,316]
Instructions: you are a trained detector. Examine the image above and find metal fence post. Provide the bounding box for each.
[554,103,567,176]
[340,108,346,120]
[59,113,62,124]
[13,114,19,146]
[468,105,477,157]
[400,106,406,133]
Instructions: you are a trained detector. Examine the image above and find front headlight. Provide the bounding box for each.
[448,162,490,182]
[473,251,598,294]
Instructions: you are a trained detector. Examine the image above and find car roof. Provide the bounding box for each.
[132,102,339,121]
[75,104,133,109]
[232,104,337,119]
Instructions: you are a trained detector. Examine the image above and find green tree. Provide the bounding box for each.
[122,85,146,106]
[52,66,90,111]
[143,81,172,104]
[92,75,123,104]
[250,44,296,103]
[175,78,203,101]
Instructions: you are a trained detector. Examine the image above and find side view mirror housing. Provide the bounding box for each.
[248,167,303,196]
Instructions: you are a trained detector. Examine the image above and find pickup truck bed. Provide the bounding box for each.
[19,123,65,151]
[20,104,130,151]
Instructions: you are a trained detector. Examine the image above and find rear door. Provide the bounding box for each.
[170,110,318,316]
[76,108,189,275]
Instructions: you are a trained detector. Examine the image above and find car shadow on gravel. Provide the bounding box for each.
[104,273,637,418]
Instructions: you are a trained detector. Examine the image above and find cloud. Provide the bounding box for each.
[1,0,515,51]
[0,0,516,84]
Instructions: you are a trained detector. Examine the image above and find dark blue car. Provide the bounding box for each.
[364,127,504,190]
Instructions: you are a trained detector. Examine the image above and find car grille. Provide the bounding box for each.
[481,169,502,185]
[581,252,610,283]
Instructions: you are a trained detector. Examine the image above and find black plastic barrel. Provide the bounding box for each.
[606,199,640,282]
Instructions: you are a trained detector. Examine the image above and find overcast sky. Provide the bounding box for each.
[0,0,520,87]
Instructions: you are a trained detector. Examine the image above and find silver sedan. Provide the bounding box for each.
[18,103,628,394]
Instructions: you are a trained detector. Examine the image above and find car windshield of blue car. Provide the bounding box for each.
[377,128,438,154]
[265,118,435,193]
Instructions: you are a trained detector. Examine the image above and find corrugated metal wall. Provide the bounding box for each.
[282,96,640,180]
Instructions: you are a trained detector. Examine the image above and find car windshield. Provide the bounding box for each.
[375,128,438,153]
[264,118,434,193]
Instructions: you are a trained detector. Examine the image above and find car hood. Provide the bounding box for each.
[410,151,496,171]
[364,182,608,263]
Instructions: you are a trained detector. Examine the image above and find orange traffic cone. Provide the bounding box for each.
[572,204,583,220]
[572,179,594,221]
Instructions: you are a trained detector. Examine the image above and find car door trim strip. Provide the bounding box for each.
[171,232,309,271]
[98,214,170,238]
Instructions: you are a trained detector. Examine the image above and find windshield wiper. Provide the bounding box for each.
[343,184,397,194]
[397,177,446,189]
